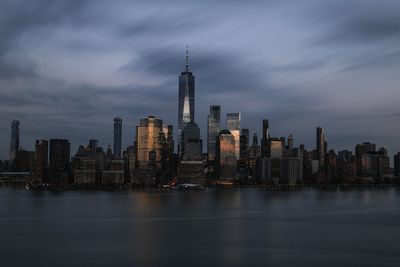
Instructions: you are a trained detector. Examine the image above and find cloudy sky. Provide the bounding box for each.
[0,0,399,160]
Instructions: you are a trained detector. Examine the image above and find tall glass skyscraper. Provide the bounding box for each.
[9,120,20,162]
[114,117,122,158]
[207,105,221,160]
[178,46,195,154]
[226,113,241,159]
[316,127,326,168]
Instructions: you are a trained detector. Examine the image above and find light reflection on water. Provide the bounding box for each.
[1,188,400,267]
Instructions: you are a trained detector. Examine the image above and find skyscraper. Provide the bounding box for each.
[316,127,325,168]
[114,117,122,158]
[9,120,20,162]
[261,119,269,157]
[178,46,195,154]
[135,116,166,169]
[226,112,240,159]
[394,152,400,178]
[34,140,48,184]
[216,130,237,180]
[207,105,221,160]
[49,139,71,186]
[178,122,205,184]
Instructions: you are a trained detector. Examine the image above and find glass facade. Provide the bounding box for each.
[178,51,195,155]
[114,117,122,158]
[207,105,220,160]
[135,116,165,169]
[9,120,20,162]
[226,113,240,159]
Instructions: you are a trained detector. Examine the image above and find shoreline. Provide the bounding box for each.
[2,181,400,192]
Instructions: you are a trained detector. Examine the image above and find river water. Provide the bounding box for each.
[1,188,400,267]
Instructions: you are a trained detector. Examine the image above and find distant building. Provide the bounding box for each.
[394,152,400,178]
[261,119,269,157]
[282,157,303,185]
[178,122,205,185]
[268,138,283,158]
[178,47,195,154]
[216,130,237,180]
[355,142,376,177]
[102,159,124,185]
[49,139,70,186]
[15,149,35,173]
[316,127,326,169]
[114,117,122,158]
[34,140,48,184]
[207,105,221,161]
[226,112,241,159]
[257,157,271,183]
[287,134,294,152]
[134,116,170,186]
[72,145,96,185]
[239,128,249,169]
[9,120,20,163]
[248,133,260,178]
[360,149,390,179]
[337,150,356,180]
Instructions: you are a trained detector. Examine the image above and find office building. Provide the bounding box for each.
[114,117,122,158]
[178,122,205,184]
[207,105,221,160]
[34,140,48,184]
[226,112,240,159]
[49,139,71,186]
[316,127,326,169]
[9,120,20,162]
[178,46,195,154]
[261,119,269,157]
[216,130,237,180]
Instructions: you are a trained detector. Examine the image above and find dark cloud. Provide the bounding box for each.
[0,0,399,160]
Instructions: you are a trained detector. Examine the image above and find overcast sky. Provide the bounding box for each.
[0,0,400,160]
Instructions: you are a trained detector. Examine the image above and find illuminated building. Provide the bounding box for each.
[226,112,240,159]
[178,46,195,154]
[216,130,237,180]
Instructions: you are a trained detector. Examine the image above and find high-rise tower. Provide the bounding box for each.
[226,113,240,159]
[316,127,326,168]
[9,120,20,162]
[207,105,221,160]
[114,117,122,158]
[178,46,195,155]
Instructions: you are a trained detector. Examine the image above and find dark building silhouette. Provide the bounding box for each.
[114,117,122,158]
[15,149,35,173]
[355,142,376,177]
[248,133,260,178]
[178,46,195,154]
[239,128,249,170]
[89,139,98,153]
[316,127,326,169]
[34,140,48,184]
[178,121,205,184]
[394,152,400,178]
[261,119,269,157]
[49,139,70,186]
[9,120,20,162]
[207,105,220,161]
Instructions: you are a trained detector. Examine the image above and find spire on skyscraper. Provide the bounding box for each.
[185,44,189,72]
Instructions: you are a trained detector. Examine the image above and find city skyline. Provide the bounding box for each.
[1,0,400,160]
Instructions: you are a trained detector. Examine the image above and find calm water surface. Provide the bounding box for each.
[1,188,400,267]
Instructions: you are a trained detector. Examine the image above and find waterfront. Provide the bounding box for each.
[1,188,400,267]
